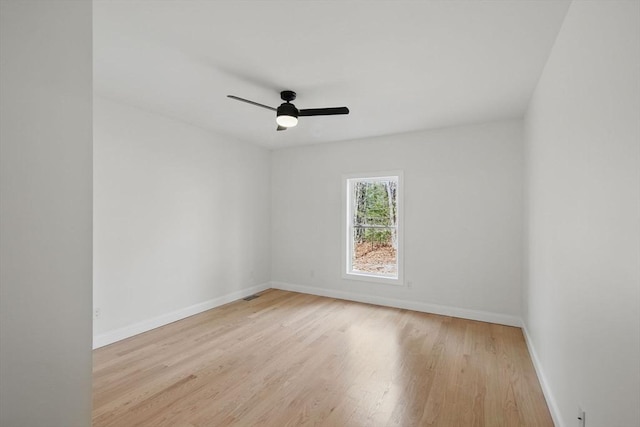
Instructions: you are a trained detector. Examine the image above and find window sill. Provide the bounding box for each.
[343,271,404,286]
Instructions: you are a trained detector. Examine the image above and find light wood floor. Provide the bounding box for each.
[93,289,553,426]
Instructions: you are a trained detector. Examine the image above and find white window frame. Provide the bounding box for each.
[342,171,404,286]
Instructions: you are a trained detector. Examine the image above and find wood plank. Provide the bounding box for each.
[93,289,553,427]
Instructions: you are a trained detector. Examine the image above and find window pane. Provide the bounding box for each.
[349,178,398,278]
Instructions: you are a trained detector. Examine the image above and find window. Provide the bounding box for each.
[343,172,403,285]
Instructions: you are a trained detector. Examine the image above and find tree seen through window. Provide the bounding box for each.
[350,178,398,277]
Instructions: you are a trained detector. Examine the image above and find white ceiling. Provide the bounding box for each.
[93,0,571,149]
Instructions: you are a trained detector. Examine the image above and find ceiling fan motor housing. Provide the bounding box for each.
[277,102,299,118]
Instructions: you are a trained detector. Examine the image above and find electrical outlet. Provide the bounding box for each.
[94,308,101,319]
[577,406,586,427]
[407,280,413,288]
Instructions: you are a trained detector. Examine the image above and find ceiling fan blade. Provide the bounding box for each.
[298,107,349,117]
[227,95,277,111]
[276,125,287,131]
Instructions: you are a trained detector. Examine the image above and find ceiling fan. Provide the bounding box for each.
[227,90,349,131]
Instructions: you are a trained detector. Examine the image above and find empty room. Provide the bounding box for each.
[1,1,638,426]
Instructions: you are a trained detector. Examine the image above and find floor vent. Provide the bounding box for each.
[243,294,260,301]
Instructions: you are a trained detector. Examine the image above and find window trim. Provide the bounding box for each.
[342,170,404,286]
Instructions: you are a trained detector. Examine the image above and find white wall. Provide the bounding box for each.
[93,97,271,343]
[0,1,93,426]
[271,120,524,324]
[523,1,640,426]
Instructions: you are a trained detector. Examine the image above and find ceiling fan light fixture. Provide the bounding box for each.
[276,114,298,128]
[276,103,299,128]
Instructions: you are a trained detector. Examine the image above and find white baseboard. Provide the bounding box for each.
[270,281,522,327]
[92,282,270,349]
[522,324,563,427]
